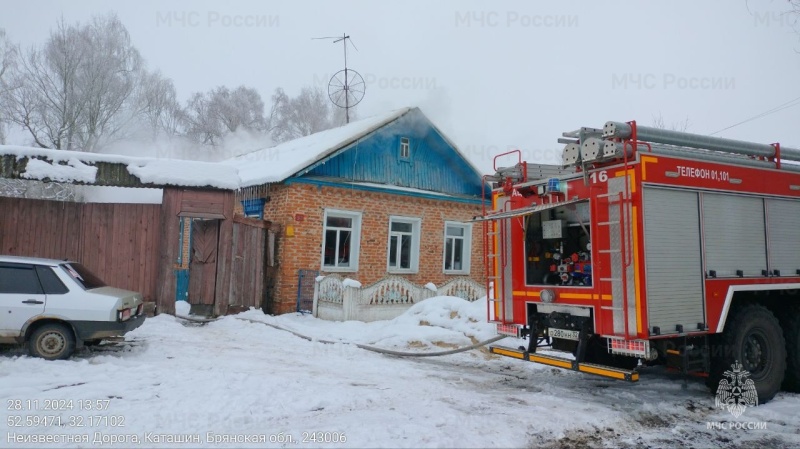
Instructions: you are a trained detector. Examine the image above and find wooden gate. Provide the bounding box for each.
[188,219,220,306]
[227,219,268,312]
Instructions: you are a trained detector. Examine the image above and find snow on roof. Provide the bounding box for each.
[0,145,240,189]
[22,157,97,183]
[0,108,413,190]
[224,107,411,187]
[126,159,240,189]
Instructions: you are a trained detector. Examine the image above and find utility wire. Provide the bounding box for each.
[710,95,800,135]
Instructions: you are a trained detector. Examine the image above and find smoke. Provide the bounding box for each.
[417,87,454,137]
[96,127,274,162]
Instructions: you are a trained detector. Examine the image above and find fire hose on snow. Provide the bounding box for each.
[173,314,506,357]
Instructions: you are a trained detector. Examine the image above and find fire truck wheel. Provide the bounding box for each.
[779,305,800,392]
[708,304,786,403]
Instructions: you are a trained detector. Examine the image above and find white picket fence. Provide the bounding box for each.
[313,275,486,322]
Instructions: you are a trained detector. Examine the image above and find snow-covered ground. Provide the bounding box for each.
[1,297,799,448]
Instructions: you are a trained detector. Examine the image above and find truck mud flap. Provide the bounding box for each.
[490,346,639,382]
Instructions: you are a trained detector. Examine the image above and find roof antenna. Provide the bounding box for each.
[312,33,366,123]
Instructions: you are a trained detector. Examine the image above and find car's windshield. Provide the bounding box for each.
[61,263,107,290]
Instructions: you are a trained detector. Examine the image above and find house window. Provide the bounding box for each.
[399,137,410,159]
[444,222,472,274]
[322,210,362,271]
[387,216,421,273]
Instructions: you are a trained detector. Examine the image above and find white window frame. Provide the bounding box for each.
[399,137,410,159]
[386,216,421,274]
[321,209,362,272]
[443,221,472,275]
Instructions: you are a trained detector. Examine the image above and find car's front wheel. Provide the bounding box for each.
[28,324,76,360]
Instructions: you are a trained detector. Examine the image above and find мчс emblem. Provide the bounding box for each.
[715,361,758,418]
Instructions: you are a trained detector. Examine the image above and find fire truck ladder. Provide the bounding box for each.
[601,121,800,166]
[484,217,500,322]
[484,195,517,324]
[483,150,525,324]
[595,179,636,339]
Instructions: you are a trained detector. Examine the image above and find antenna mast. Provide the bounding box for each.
[315,33,365,123]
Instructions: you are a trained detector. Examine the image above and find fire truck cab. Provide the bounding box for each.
[481,121,800,403]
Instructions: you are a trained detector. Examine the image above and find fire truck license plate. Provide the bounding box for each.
[549,328,580,341]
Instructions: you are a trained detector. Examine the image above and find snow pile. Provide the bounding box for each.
[174,300,191,316]
[393,296,493,339]
[22,158,97,183]
[237,295,496,351]
[342,278,362,288]
[424,282,437,291]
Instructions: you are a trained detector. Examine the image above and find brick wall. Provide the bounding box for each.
[263,182,487,314]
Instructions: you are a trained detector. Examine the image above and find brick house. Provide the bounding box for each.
[226,107,488,314]
[0,107,488,317]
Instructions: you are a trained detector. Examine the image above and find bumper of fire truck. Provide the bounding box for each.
[490,304,641,382]
[488,345,639,382]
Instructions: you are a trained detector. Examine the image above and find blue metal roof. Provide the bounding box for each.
[296,108,487,197]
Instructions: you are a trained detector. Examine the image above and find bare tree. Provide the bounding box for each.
[4,18,88,150]
[183,85,267,145]
[184,91,223,145]
[0,29,13,85]
[215,86,267,133]
[0,28,18,144]
[133,69,183,139]
[2,14,143,151]
[76,14,142,150]
[651,113,690,132]
[270,86,354,143]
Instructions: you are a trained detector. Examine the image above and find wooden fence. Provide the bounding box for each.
[0,197,162,302]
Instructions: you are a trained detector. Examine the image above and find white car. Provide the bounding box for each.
[0,255,146,360]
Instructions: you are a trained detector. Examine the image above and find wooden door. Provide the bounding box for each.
[189,219,219,305]
[229,222,266,310]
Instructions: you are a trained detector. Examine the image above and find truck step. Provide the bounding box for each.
[489,346,639,382]
[665,348,707,374]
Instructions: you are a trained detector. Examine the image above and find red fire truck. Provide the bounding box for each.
[480,121,800,402]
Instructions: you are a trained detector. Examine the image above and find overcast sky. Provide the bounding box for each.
[2,0,799,173]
